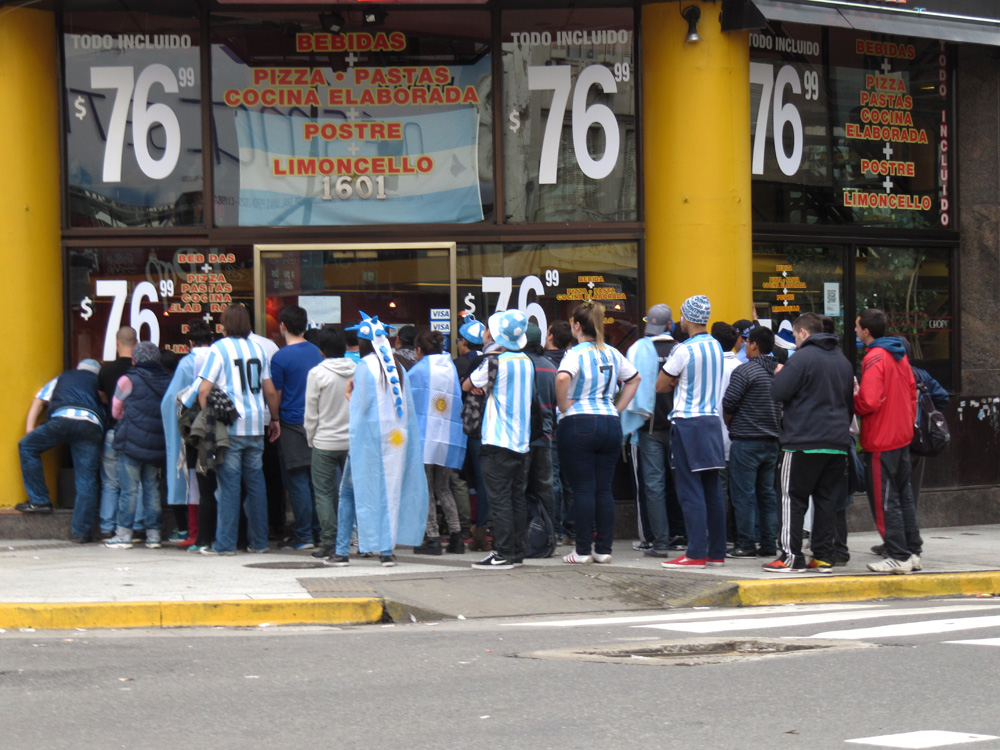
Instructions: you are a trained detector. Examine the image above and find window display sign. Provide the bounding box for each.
[211,11,492,227]
[63,7,203,228]
[502,9,637,223]
[68,247,254,364]
[750,24,953,230]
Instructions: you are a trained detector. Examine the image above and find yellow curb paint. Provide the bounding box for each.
[0,598,384,630]
[734,572,1000,607]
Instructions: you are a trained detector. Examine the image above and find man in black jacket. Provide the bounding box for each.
[765,313,855,573]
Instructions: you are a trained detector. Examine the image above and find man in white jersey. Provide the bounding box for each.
[656,295,727,569]
[193,304,280,555]
[250,329,286,539]
[465,310,535,570]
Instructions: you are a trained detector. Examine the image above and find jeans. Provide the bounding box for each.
[557,414,622,557]
[466,435,490,526]
[550,438,574,537]
[335,459,390,557]
[671,422,727,561]
[99,430,120,533]
[285,465,316,542]
[116,453,162,536]
[312,448,347,546]
[425,464,461,536]
[637,429,676,550]
[728,439,779,553]
[214,435,268,553]
[526,442,556,533]
[480,444,530,562]
[19,417,103,539]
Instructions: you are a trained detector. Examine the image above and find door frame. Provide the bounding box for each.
[253,241,459,342]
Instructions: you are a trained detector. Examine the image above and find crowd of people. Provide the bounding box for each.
[15,295,946,576]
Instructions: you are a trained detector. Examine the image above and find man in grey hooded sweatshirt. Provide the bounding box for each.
[304,326,357,558]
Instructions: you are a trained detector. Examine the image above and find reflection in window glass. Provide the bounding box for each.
[63,3,203,228]
[752,244,846,343]
[502,9,637,223]
[68,246,254,364]
[459,243,639,352]
[856,246,951,387]
[211,9,492,227]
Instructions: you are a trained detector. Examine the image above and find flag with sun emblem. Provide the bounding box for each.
[409,353,467,469]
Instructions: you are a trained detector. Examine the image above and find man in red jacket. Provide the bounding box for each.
[854,308,919,574]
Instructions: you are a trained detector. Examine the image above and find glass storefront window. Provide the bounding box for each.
[856,246,952,388]
[63,3,203,228]
[502,8,637,223]
[459,242,639,351]
[750,24,954,231]
[68,246,254,363]
[752,243,847,342]
[210,9,493,227]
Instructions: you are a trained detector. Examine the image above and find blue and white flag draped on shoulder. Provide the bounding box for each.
[161,352,200,506]
[349,354,429,553]
[620,337,658,441]
[409,353,467,469]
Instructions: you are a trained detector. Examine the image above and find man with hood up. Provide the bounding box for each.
[855,308,920,574]
[304,326,356,559]
[765,313,855,573]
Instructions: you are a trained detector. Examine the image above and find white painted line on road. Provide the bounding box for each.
[503,603,882,628]
[944,638,1000,647]
[845,729,998,748]
[814,613,1000,640]
[636,604,1000,634]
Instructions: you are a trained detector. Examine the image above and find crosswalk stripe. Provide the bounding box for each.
[504,603,881,628]
[944,638,1000,647]
[636,604,1000,634]
[814,613,1000,640]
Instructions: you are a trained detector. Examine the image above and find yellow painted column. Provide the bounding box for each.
[0,9,63,507]
[642,1,753,326]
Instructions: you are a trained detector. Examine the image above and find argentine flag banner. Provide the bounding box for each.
[409,353,467,469]
[233,107,483,226]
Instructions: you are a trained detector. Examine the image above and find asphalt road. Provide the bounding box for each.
[3,598,1000,749]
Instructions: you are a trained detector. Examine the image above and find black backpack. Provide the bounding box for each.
[524,497,556,559]
[461,352,499,436]
[910,375,950,457]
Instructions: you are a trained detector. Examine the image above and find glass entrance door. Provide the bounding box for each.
[254,242,457,349]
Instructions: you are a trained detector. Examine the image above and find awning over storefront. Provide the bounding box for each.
[753,0,1000,46]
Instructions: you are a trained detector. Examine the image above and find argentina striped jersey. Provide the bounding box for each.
[663,333,724,420]
[558,342,638,420]
[470,351,534,453]
[194,337,272,436]
[36,378,102,425]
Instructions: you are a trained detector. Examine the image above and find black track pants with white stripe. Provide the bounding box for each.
[777,451,848,567]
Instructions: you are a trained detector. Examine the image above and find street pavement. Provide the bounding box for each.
[1,524,999,629]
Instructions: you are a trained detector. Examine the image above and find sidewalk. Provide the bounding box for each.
[1,525,999,629]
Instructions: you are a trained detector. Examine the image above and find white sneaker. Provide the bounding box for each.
[592,552,612,564]
[867,557,913,574]
[104,536,133,549]
[909,554,922,571]
[562,551,593,564]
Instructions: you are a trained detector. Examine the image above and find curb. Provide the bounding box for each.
[0,597,385,630]
[733,571,1000,607]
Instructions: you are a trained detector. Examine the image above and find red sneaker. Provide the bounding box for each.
[661,556,707,569]
[707,559,725,567]
[178,537,198,549]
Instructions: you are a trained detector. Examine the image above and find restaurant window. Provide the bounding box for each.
[210,8,493,227]
[63,2,204,228]
[68,246,254,363]
[501,7,637,223]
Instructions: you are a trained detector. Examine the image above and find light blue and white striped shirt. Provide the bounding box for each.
[470,350,534,454]
[36,378,102,425]
[558,342,638,420]
[663,333,724,420]
[192,337,272,437]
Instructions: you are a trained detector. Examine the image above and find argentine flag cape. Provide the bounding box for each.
[349,354,429,553]
[409,353,467,469]
[161,353,199,506]
[620,337,660,443]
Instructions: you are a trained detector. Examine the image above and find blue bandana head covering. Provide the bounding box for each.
[459,314,485,346]
[347,311,405,419]
[681,295,711,325]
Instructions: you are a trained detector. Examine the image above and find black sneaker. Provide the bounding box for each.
[15,501,53,514]
[70,535,93,544]
[379,553,397,567]
[311,544,336,558]
[642,547,672,558]
[727,547,758,558]
[278,536,315,551]
[667,535,688,551]
[471,551,514,570]
[324,554,350,567]
[413,537,443,555]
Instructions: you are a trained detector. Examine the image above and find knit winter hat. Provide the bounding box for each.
[76,359,101,375]
[132,341,161,365]
[680,295,711,325]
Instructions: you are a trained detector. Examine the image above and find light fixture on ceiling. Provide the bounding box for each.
[319,11,345,34]
[388,300,397,308]
[363,9,388,27]
[682,6,702,43]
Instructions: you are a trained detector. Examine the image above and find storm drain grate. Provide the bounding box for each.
[519,637,877,666]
